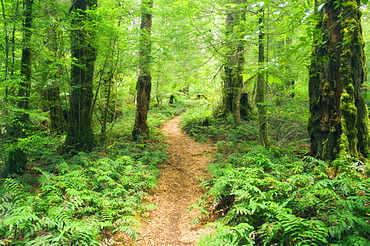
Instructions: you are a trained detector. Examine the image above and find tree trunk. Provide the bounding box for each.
[97,35,120,144]
[64,0,97,152]
[41,22,67,134]
[132,0,153,140]
[100,71,115,143]
[17,0,32,123]
[1,0,9,84]
[1,0,19,100]
[220,0,250,125]
[256,8,269,148]
[308,0,369,160]
[4,0,33,176]
[44,86,66,133]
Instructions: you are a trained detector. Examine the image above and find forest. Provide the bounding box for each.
[0,0,370,245]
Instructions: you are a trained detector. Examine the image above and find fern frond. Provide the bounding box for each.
[1,178,26,204]
[114,215,139,227]
[113,224,137,240]
[25,234,56,246]
[339,235,370,246]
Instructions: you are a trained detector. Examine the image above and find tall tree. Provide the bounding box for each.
[65,0,97,151]
[1,0,21,99]
[220,0,249,125]
[132,0,153,140]
[3,0,33,176]
[39,8,68,134]
[256,7,269,148]
[308,0,369,160]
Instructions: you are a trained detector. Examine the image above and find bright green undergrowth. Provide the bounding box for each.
[182,99,369,245]
[182,96,309,154]
[0,150,164,245]
[0,96,204,245]
[0,100,185,245]
[197,147,369,245]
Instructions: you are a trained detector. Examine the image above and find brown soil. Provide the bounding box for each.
[136,115,215,246]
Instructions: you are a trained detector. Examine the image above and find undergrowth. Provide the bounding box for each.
[197,148,370,245]
[0,99,186,245]
[0,150,164,245]
[182,98,370,245]
[181,96,309,155]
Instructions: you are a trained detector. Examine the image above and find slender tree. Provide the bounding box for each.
[1,0,9,85]
[308,0,369,160]
[4,0,33,176]
[256,7,269,148]
[1,0,20,99]
[65,0,97,152]
[221,0,249,125]
[132,0,153,140]
[41,17,67,134]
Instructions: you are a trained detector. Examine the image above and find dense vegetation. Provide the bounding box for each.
[182,100,370,245]
[1,0,370,245]
[0,106,174,245]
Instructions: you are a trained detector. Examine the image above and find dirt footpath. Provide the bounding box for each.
[137,115,215,246]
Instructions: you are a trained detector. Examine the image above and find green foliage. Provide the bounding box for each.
[0,152,162,245]
[181,95,309,155]
[199,222,255,246]
[0,131,63,177]
[198,146,370,245]
[182,107,259,144]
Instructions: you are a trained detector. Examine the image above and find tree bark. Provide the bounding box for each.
[220,0,250,125]
[308,0,369,160]
[44,86,66,133]
[132,0,153,140]
[64,0,97,152]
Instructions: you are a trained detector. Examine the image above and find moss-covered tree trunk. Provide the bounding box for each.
[221,0,250,125]
[308,0,369,160]
[65,0,97,152]
[132,0,153,140]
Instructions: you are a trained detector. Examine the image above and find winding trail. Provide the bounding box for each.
[137,115,215,246]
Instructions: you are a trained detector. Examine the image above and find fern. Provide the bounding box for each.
[199,144,370,245]
[276,213,328,245]
[198,223,254,246]
[0,149,162,245]
[113,224,138,240]
[1,178,26,205]
[338,235,370,246]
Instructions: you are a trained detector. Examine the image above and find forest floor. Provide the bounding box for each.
[136,115,216,246]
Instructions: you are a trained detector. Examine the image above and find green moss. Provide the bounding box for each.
[340,89,359,158]
[340,49,352,59]
[356,32,366,47]
[320,79,330,92]
[343,0,358,12]
[339,125,350,158]
[346,83,355,94]
[322,13,329,22]
[341,92,357,116]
